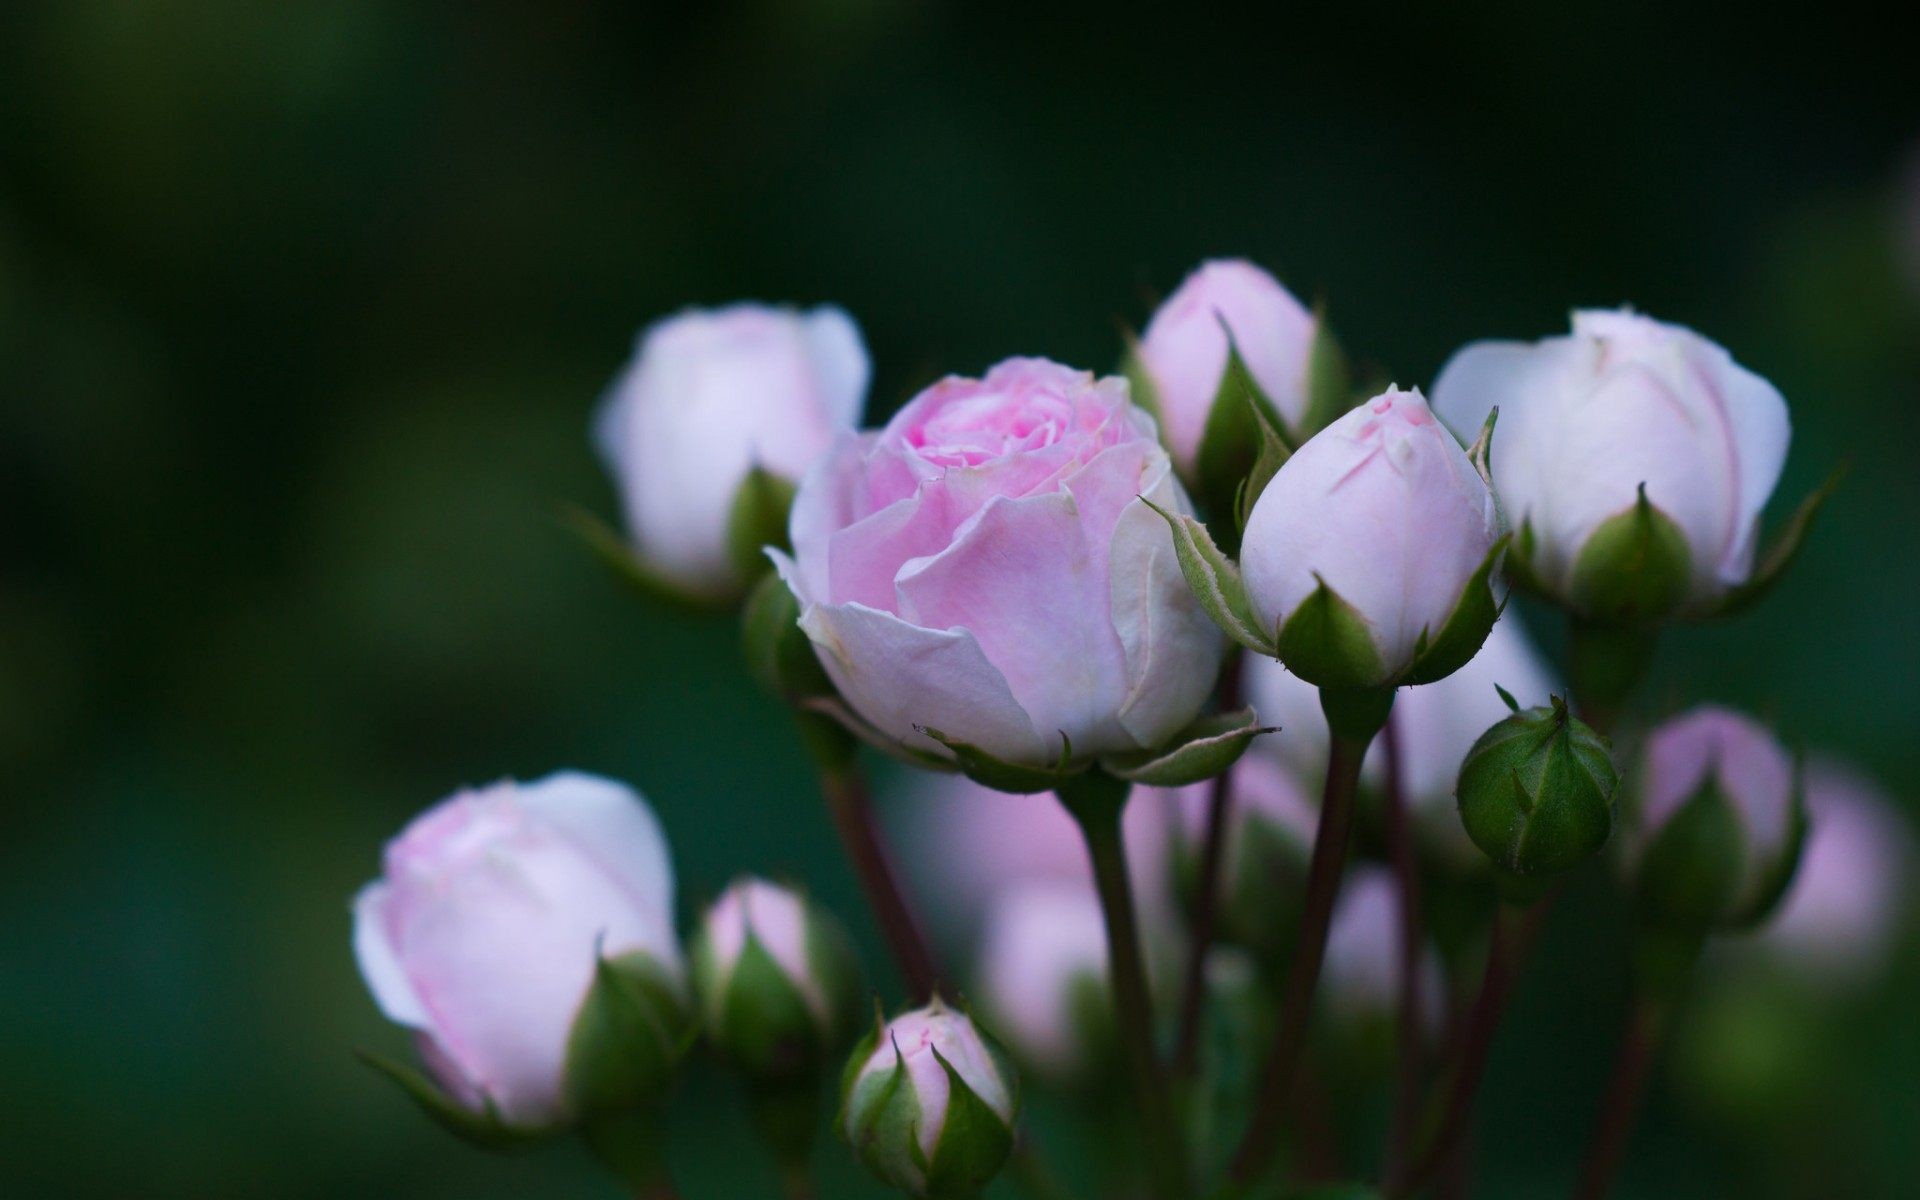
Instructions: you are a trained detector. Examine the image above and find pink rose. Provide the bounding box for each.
[779,357,1222,766]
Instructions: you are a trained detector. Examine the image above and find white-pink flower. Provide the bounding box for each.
[779,357,1222,766]
[352,772,681,1128]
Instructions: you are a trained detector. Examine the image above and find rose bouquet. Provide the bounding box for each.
[349,269,1891,1200]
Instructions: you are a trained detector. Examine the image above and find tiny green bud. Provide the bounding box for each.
[1456,694,1618,877]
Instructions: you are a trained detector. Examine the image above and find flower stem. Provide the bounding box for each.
[582,1109,679,1200]
[1171,651,1245,1078]
[1387,897,1555,1198]
[1572,995,1665,1200]
[1379,711,1427,1185]
[801,714,940,1001]
[1226,724,1374,1188]
[1058,771,1188,1200]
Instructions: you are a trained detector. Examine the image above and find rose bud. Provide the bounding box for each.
[691,877,860,1081]
[778,357,1222,771]
[1456,694,1619,880]
[1169,752,1319,959]
[1132,260,1343,501]
[1430,308,1793,622]
[975,882,1113,1083]
[594,302,869,600]
[1630,706,1806,936]
[1757,760,1912,989]
[841,998,1018,1197]
[1239,388,1502,700]
[352,772,688,1141]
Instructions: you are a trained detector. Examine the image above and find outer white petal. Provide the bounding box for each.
[351,881,429,1028]
[1701,356,1791,583]
[1109,455,1224,748]
[799,305,872,433]
[797,598,1046,764]
[514,771,678,964]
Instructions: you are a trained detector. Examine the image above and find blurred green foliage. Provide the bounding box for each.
[2,2,1916,1196]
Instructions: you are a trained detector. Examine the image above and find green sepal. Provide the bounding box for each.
[1502,517,1552,597]
[915,726,1077,793]
[1464,405,1499,491]
[355,1048,547,1152]
[1702,463,1845,618]
[1318,685,1395,741]
[1275,575,1384,690]
[1140,495,1276,655]
[1724,758,1810,929]
[726,465,798,587]
[741,570,833,700]
[564,952,692,1115]
[1192,324,1292,537]
[923,1045,1017,1198]
[706,931,826,1080]
[557,502,726,612]
[1403,534,1510,686]
[1098,708,1275,786]
[1568,484,1692,622]
[1635,779,1744,933]
[841,1034,923,1192]
[1233,391,1293,534]
[1297,310,1354,440]
[800,696,954,772]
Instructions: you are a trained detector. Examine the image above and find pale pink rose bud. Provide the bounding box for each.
[1431,308,1791,615]
[690,877,859,1078]
[1633,706,1803,930]
[594,302,869,599]
[779,356,1223,766]
[842,999,1018,1196]
[975,882,1111,1081]
[1322,867,1443,1031]
[352,772,684,1130]
[1758,761,1912,987]
[1239,388,1501,689]
[1136,259,1319,477]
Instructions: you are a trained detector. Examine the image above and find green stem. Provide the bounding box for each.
[582,1108,679,1200]
[1572,995,1666,1200]
[1226,721,1375,1188]
[1171,650,1246,1078]
[1567,617,1657,733]
[1058,771,1188,1200]
[1379,711,1426,1185]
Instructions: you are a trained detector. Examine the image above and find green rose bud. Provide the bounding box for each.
[1456,692,1618,878]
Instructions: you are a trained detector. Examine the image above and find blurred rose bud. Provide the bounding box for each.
[1456,694,1618,879]
[1169,753,1318,959]
[841,999,1018,1197]
[1757,761,1912,988]
[691,877,860,1081]
[595,303,869,599]
[1240,388,1502,694]
[1322,867,1444,1030]
[353,772,687,1137]
[1133,259,1337,484]
[975,882,1113,1083]
[1431,309,1792,620]
[778,356,1222,768]
[1631,706,1806,933]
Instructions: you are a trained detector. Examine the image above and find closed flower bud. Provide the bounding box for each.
[595,303,869,599]
[352,772,687,1135]
[1456,694,1618,878]
[841,999,1018,1198]
[975,883,1112,1083]
[1431,309,1791,619]
[1631,706,1806,932]
[1240,388,1501,691]
[1757,761,1913,988]
[1134,259,1323,479]
[691,877,860,1080]
[779,356,1222,769]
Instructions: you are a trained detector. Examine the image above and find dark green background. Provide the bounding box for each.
[3,2,1915,1196]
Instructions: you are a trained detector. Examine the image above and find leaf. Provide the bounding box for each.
[1099,708,1275,786]
[1703,462,1845,618]
[556,502,724,612]
[1404,534,1510,685]
[1139,495,1276,655]
[1567,484,1692,623]
[1274,576,1384,690]
[1234,390,1293,533]
[355,1049,545,1153]
[914,727,1072,794]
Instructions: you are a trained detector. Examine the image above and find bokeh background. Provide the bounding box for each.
[4,2,1917,1196]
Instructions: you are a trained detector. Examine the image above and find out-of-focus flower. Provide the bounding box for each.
[842,999,1018,1197]
[691,877,860,1079]
[975,882,1111,1082]
[1168,752,1318,958]
[779,357,1222,767]
[1631,706,1804,931]
[352,772,685,1131]
[1322,867,1443,1031]
[1240,388,1501,690]
[1431,309,1791,618]
[595,303,869,599]
[1135,259,1321,478]
[1757,761,1912,987]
